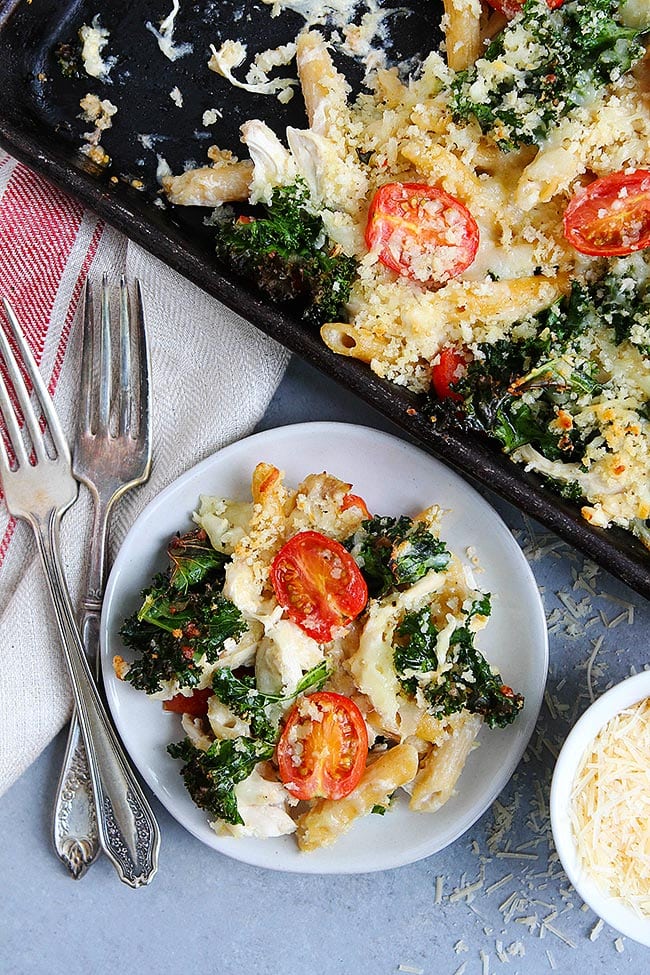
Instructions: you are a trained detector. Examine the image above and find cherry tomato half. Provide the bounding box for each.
[162,687,212,717]
[485,0,564,17]
[365,182,479,285]
[431,347,468,401]
[270,531,368,642]
[277,692,369,800]
[340,492,372,520]
[563,170,650,256]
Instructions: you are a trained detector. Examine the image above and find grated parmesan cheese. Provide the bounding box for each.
[570,697,650,917]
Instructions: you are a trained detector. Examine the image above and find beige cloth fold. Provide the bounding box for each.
[0,223,289,796]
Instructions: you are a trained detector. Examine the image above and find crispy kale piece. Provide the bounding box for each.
[593,254,650,353]
[450,0,648,150]
[167,527,228,593]
[167,736,273,825]
[427,280,609,463]
[393,598,524,729]
[54,41,82,79]
[543,476,584,502]
[345,516,451,598]
[119,528,246,694]
[211,661,329,743]
[214,181,357,327]
[393,608,440,693]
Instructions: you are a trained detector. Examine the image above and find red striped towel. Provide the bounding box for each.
[0,150,289,794]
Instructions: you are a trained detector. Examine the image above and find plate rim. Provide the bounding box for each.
[101,419,549,873]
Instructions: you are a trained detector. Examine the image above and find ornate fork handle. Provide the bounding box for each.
[35,507,160,888]
[53,491,113,878]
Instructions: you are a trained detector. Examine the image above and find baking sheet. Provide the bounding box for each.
[0,0,648,599]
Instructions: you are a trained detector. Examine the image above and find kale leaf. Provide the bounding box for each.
[214,181,357,327]
[211,661,329,743]
[450,0,647,150]
[345,516,451,598]
[591,255,650,353]
[393,598,524,729]
[393,607,440,694]
[54,41,82,79]
[167,527,229,594]
[119,528,246,694]
[167,736,273,825]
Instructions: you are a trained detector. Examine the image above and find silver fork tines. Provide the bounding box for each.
[0,294,159,888]
[0,299,73,508]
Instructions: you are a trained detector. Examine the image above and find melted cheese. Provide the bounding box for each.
[79,17,115,82]
[145,0,193,61]
[208,40,297,103]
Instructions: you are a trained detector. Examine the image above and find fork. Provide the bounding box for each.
[0,295,160,888]
[52,275,154,880]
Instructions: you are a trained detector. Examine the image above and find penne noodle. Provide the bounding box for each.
[296,743,420,851]
[400,142,485,205]
[320,322,391,363]
[442,0,483,72]
[162,160,253,206]
[409,273,572,332]
[295,31,349,136]
[410,712,482,812]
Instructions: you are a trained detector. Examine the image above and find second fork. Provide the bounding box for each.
[53,275,152,880]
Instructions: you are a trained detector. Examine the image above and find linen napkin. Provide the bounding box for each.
[0,150,290,796]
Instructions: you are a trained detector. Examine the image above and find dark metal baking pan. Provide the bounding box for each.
[0,0,648,599]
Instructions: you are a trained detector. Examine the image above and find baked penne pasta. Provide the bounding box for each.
[400,142,485,205]
[162,159,253,206]
[295,30,350,137]
[320,321,391,363]
[118,463,524,850]
[296,743,420,851]
[442,0,483,72]
[410,712,483,813]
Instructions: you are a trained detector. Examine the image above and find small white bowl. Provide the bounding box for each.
[550,671,650,947]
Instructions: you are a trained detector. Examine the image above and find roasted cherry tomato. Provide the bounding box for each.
[162,687,212,716]
[365,182,479,284]
[563,169,650,256]
[340,492,372,519]
[277,691,369,800]
[270,531,368,642]
[486,0,564,17]
[431,347,468,401]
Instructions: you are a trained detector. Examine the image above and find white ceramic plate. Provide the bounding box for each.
[101,422,548,873]
[550,671,650,947]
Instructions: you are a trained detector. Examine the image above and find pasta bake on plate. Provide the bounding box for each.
[101,423,548,872]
